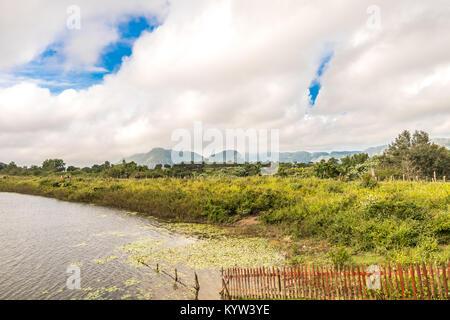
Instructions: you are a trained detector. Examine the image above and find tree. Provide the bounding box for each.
[314,159,341,179]
[411,130,429,146]
[340,153,374,179]
[341,153,369,170]
[380,130,450,178]
[409,138,450,178]
[42,159,66,172]
[7,161,17,169]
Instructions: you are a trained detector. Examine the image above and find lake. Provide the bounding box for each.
[0,192,221,300]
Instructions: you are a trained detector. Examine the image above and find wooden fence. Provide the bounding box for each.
[221,261,450,300]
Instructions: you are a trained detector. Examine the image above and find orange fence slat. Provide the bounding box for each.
[415,263,424,300]
[422,262,431,300]
[223,261,449,300]
[410,264,417,300]
[442,261,448,299]
[429,262,437,299]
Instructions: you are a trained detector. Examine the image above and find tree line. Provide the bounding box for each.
[1,130,448,180]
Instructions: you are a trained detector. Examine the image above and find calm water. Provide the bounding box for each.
[0,192,220,300]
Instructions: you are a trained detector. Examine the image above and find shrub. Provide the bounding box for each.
[360,174,378,189]
[0,176,448,262]
[328,247,352,266]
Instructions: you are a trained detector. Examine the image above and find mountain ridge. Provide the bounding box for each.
[123,139,449,168]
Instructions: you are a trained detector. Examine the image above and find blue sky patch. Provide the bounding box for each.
[101,16,155,73]
[308,51,333,106]
[6,16,157,94]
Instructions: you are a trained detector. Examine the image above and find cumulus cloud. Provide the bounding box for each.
[0,0,449,166]
[0,0,168,71]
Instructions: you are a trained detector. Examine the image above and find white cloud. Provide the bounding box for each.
[0,0,449,166]
[0,0,168,71]
[63,21,119,69]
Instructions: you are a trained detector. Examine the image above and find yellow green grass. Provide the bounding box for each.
[0,176,448,264]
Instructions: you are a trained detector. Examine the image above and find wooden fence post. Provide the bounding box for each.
[244,268,250,298]
[277,267,282,299]
[398,264,405,299]
[254,268,259,299]
[428,262,437,299]
[244,268,249,299]
[345,265,352,300]
[194,272,200,300]
[404,264,411,295]
[422,262,431,300]
[382,265,388,299]
[223,261,449,301]
[302,265,308,299]
[356,265,363,300]
[435,262,444,299]
[268,267,272,299]
[415,263,424,300]
[339,265,347,299]
[447,261,450,298]
[393,265,399,299]
[313,265,319,299]
[290,266,295,298]
[442,261,449,299]
[325,265,330,300]
[222,278,231,300]
[410,264,417,300]
[387,265,392,298]
[228,269,232,299]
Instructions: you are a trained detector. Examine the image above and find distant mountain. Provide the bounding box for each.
[125,149,372,166]
[363,145,387,157]
[330,151,361,159]
[360,138,449,157]
[124,139,449,167]
[123,148,203,168]
[278,151,313,163]
[207,150,244,163]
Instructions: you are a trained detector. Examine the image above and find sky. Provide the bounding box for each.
[0,0,449,166]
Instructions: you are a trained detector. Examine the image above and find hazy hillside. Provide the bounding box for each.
[363,145,387,157]
[124,148,203,168]
[124,138,449,167]
[361,138,449,157]
[208,150,243,163]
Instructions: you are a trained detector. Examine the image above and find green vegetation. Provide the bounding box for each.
[3,130,447,181]
[378,130,450,179]
[0,130,448,265]
[0,175,448,264]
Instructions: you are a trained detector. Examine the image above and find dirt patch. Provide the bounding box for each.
[233,216,261,228]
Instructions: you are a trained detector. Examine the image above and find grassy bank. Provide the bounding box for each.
[0,175,449,265]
